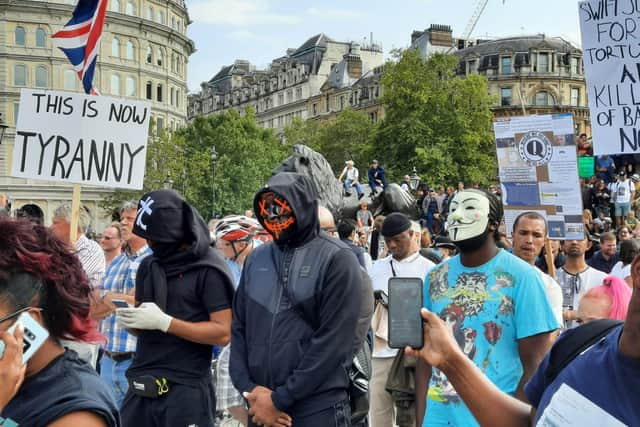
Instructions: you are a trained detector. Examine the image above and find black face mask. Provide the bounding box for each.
[151,241,182,259]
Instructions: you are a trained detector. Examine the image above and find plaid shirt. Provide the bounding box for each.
[99,245,152,353]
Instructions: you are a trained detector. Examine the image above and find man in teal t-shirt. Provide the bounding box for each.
[417,189,560,427]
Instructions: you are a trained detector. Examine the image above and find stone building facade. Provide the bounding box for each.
[0,0,194,228]
[453,35,590,134]
[188,34,384,135]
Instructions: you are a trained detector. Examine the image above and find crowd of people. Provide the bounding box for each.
[0,163,638,427]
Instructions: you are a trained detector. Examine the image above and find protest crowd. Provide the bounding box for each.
[1,139,639,427]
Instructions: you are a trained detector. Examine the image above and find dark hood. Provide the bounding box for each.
[253,172,319,247]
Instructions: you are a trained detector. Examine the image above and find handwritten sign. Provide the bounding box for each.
[579,0,640,155]
[11,89,150,189]
[494,114,584,240]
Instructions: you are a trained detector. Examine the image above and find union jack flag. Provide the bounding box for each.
[52,0,108,95]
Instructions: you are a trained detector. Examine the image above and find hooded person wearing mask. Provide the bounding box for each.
[115,190,234,427]
[230,172,363,427]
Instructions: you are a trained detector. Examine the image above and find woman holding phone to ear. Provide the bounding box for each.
[0,218,120,427]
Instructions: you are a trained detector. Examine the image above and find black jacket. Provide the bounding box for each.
[230,173,362,416]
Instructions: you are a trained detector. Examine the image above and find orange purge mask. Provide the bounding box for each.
[257,192,296,242]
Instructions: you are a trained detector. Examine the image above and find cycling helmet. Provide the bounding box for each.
[215,215,261,242]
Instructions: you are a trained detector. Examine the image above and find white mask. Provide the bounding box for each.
[447,190,490,242]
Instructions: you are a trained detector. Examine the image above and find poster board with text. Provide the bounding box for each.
[494,114,583,240]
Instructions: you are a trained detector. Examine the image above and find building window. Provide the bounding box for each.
[14,64,26,86]
[278,93,284,105]
[146,46,152,64]
[571,88,580,107]
[532,91,555,106]
[171,16,176,29]
[111,38,120,57]
[157,10,164,24]
[15,26,26,46]
[157,117,164,134]
[111,74,120,95]
[64,69,76,90]
[468,59,477,74]
[501,88,512,106]
[126,77,136,97]
[35,66,48,88]
[146,81,152,99]
[146,6,153,20]
[170,88,175,105]
[157,84,163,102]
[571,57,580,74]
[176,90,180,108]
[157,49,163,67]
[537,53,549,72]
[14,103,20,125]
[36,28,46,48]
[110,0,120,12]
[501,57,512,74]
[126,0,135,15]
[177,20,181,32]
[126,41,134,60]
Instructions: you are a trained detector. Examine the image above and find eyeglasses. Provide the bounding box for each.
[0,307,41,326]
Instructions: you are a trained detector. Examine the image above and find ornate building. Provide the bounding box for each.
[453,35,590,133]
[188,34,384,134]
[0,0,194,227]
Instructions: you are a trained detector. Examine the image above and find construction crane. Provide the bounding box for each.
[449,0,506,52]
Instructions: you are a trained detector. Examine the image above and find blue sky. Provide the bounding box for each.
[185,0,582,92]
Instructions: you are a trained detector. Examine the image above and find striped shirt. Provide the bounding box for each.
[99,245,152,353]
[75,235,105,290]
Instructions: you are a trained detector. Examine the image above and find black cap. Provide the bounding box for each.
[381,212,412,237]
[133,189,187,243]
[434,235,456,250]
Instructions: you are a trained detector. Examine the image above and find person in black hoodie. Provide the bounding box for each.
[115,190,234,427]
[231,172,363,427]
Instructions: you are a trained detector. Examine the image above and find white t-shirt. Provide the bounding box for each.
[342,166,359,181]
[369,252,435,358]
[555,266,607,328]
[611,179,634,203]
[610,261,631,281]
[539,270,564,326]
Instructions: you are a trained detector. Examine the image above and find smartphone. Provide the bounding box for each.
[388,277,424,349]
[0,312,49,364]
[111,299,130,308]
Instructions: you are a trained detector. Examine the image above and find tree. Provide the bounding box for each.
[375,50,497,187]
[283,110,376,175]
[102,109,286,220]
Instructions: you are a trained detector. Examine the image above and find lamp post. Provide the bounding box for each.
[210,145,218,219]
[409,167,421,191]
[163,173,174,189]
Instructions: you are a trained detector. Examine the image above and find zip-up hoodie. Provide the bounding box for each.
[230,173,363,416]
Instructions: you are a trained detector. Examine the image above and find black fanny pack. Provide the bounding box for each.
[128,375,171,398]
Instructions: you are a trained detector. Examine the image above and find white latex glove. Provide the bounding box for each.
[116,302,173,333]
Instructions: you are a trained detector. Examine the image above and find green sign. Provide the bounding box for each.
[578,156,595,178]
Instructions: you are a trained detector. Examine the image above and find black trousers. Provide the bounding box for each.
[121,380,216,427]
[248,399,351,427]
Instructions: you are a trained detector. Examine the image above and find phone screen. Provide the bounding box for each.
[388,277,424,349]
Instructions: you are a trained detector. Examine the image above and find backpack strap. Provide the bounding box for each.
[543,319,623,388]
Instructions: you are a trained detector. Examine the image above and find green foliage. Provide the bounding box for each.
[102,109,286,220]
[376,50,497,187]
[283,110,377,174]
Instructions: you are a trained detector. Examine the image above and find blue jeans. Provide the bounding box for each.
[100,355,133,408]
[345,179,363,196]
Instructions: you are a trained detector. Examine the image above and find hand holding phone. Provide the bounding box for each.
[0,312,49,364]
[388,277,424,349]
[111,299,130,308]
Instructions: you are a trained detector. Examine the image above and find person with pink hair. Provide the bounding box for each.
[576,275,632,324]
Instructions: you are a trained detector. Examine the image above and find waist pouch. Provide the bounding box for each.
[128,375,171,398]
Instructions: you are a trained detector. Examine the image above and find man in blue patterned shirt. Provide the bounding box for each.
[93,201,152,407]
